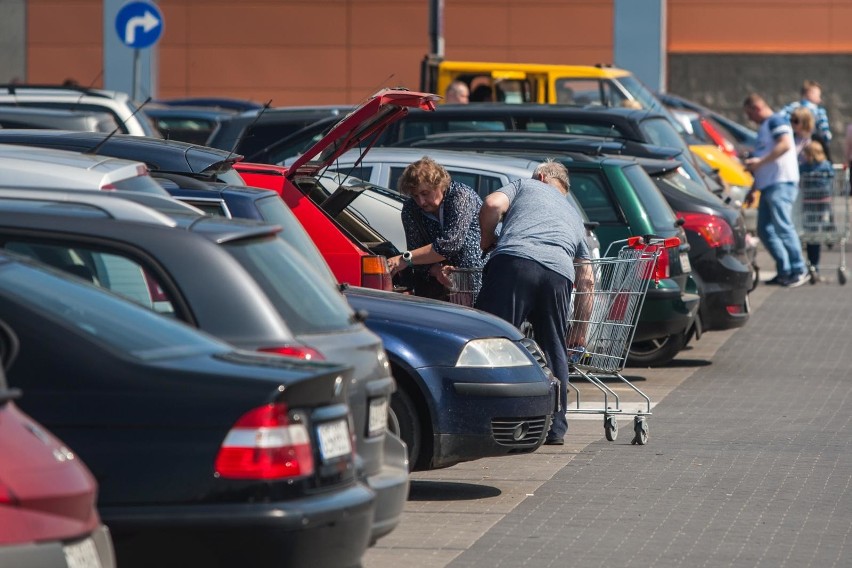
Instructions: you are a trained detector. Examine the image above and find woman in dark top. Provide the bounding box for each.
[386,156,485,301]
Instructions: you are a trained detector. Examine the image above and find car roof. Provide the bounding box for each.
[0,143,156,189]
[0,130,240,176]
[0,187,180,224]
[334,147,541,176]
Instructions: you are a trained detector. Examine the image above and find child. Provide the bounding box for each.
[799,142,834,279]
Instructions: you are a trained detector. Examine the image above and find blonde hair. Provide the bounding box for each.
[397,156,451,196]
[803,141,827,163]
[791,107,814,132]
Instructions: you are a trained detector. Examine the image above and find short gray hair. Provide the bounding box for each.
[533,159,570,191]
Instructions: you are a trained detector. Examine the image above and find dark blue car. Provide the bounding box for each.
[166,183,557,471]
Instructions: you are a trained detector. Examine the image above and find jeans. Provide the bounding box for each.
[757,181,805,278]
[475,255,573,438]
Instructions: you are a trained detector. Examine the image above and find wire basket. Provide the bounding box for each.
[447,268,482,307]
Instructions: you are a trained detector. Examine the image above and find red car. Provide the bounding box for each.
[0,321,115,568]
[235,89,439,290]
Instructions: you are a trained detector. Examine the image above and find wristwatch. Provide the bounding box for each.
[402,250,413,267]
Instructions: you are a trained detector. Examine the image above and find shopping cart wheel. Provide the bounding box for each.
[631,416,649,445]
[604,415,618,441]
[838,267,847,285]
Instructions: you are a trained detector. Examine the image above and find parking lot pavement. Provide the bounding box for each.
[365,254,786,568]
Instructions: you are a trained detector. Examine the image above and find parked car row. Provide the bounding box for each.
[0,88,565,566]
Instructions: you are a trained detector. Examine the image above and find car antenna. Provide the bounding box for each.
[85,95,152,155]
[224,99,272,163]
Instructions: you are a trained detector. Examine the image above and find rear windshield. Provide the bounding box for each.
[254,194,338,284]
[111,175,171,195]
[655,168,721,204]
[222,235,356,334]
[621,164,678,232]
[0,261,224,360]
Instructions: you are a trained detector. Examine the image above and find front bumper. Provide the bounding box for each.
[102,482,375,568]
[417,364,556,469]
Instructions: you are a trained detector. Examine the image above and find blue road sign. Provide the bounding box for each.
[115,1,163,49]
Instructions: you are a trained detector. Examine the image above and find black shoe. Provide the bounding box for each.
[765,275,784,285]
[544,436,564,446]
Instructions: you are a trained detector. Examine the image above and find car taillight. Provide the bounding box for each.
[214,402,315,480]
[678,211,735,248]
[258,345,325,361]
[361,255,392,290]
[0,478,17,506]
[627,236,680,283]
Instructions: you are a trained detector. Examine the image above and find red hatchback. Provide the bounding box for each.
[0,322,115,568]
[235,88,439,290]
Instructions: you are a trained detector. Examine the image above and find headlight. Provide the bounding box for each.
[455,338,533,368]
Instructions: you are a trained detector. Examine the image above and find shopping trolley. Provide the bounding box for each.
[447,267,481,307]
[565,236,680,445]
[794,166,849,284]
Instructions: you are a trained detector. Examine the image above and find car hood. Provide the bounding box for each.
[344,287,523,368]
[286,89,439,179]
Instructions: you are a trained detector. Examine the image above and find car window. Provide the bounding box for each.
[566,171,620,223]
[555,79,601,106]
[3,241,177,315]
[109,175,170,194]
[398,119,506,143]
[621,164,678,232]
[328,165,373,183]
[638,117,690,153]
[0,261,221,360]
[253,194,338,284]
[222,235,356,334]
[177,198,229,217]
[210,168,246,187]
[656,168,721,203]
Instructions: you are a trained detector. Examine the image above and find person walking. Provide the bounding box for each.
[476,160,593,445]
[783,80,832,162]
[387,156,485,300]
[743,93,810,288]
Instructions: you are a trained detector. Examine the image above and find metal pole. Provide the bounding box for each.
[429,0,444,58]
[132,48,140,100]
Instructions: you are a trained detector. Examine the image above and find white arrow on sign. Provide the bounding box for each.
[124,10,160,45]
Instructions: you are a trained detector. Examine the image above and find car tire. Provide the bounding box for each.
[627,332,687,367]
[390,388,423,469]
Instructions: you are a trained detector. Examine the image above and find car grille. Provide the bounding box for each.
[491,416,549,448]
[520,337,550,373]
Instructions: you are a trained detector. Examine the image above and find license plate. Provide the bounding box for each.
[368,397,388,437]
[63,537,103,568]
[679,252,692,274]
[317,419,352,461]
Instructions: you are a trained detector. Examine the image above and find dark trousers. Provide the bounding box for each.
[474,255,573,438]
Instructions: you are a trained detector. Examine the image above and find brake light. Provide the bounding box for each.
[258,345,325,361]
[214,402,314,480]
[361,255,393,290]
[0,479,17,506]
[678,212,734,248]
[627,236,679,283]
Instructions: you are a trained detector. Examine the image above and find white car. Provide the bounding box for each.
[0,85,160,137]
[324,147,600,256]
[0,144,168,194]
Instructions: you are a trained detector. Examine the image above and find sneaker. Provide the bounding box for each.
[782,272,810,288]
[765,275,784,286]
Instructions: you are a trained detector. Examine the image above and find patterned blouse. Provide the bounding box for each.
[400,181,485,297]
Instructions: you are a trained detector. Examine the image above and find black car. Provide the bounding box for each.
[0,130,247,187]
[0,189,408,545]
[0,250,374,568]
[206,105,351,162]
[639,158,754,332]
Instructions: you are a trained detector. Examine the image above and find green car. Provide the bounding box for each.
[560,152,701,366]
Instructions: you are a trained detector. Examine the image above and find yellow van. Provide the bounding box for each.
[421,59,663,109]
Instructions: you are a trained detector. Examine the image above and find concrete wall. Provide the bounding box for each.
[0,0,27,83]
[669,54,852,161]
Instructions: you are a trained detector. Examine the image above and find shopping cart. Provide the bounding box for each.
[565,236,680,445]
[793,166,849,285]
[447,267,482,307]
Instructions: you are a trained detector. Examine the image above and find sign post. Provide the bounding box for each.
[114,1,164,100]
